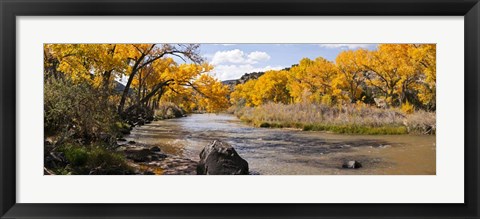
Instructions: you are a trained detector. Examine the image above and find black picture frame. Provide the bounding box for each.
[1,0,479,218]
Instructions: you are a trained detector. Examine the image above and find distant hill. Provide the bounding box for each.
[222,66,293,89]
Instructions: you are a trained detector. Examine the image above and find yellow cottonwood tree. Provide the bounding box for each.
[411,44,436,109]
[193,74,231,112]
[230,80,257,107]
[251,70,290,106]
[335,49,368,103]
[288,57,337,104]
[158,63,230,113]
[362,44,420,106]
[46,44,129,88]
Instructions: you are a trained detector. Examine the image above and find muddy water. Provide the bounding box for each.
[125,114,436,175]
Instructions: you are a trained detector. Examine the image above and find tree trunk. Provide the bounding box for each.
[124,79,173,114]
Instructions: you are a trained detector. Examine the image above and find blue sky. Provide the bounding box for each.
[194,44,378,81]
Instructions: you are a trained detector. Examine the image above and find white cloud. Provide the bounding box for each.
[247,51,271,63]
[318,44,372,49]
[211,49,246,65]
[208,49,277,80]
[210,64,284,81]
[211,49,271,65]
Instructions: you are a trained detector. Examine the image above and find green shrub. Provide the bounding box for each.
[56,143,132,175]
[113,121,132,137]
[44,78,121,140]
[87,146,129,168]
[64,146,88,166]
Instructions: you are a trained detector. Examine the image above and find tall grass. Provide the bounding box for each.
[233,102,435,135]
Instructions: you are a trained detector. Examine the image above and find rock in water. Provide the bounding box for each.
[342,160,362,169]
[197,140,249,175]
[125,148,167,162]
[150,146,161,152]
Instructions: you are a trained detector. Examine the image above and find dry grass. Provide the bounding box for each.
[233,102,435,135]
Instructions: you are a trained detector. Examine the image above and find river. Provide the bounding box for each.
[124,113,436,175]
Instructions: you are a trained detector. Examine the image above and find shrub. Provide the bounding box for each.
[113,121,132,137]
[64,145,88,166]
[44,78,121,140]
[56,143,133,175]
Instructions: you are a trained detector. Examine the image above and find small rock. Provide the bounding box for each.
[150,146,161,152]
[120,129,131,135]
[157,153,168,159]
[342,160,362,169]
[128,140,136,145]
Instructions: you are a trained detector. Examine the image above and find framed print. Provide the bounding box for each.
[1,0,479,218]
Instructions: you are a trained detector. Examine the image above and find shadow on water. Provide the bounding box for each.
[125,114,436,175]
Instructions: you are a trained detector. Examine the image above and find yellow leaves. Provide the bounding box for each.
[231,81,257,107]
[45,44,132,87]
[190,74,230,113]
[231,70,291,107]
[401,100,415,114]
[230,44,436,111]
[361,44,435,106]
[138,58,176,89]
[45,43,231,115]
[288,57,338,104]
[335,49,367,102]
[159,64,229,113]
[45,43,436,115]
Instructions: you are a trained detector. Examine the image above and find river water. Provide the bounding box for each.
[125,114,436,175]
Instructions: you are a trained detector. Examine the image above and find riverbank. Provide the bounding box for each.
[232,103,436,135]
[44,100,196,175]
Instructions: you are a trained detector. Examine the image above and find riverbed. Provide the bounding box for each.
[124,113,436,175]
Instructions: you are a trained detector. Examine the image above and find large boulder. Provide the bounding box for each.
[197,140,249,175]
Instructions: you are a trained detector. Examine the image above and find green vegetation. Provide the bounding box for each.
[53,143,132,175]
[44,78,121,141]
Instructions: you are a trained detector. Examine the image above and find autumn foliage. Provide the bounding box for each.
[230,44,436,111]
[44,44,230,119]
